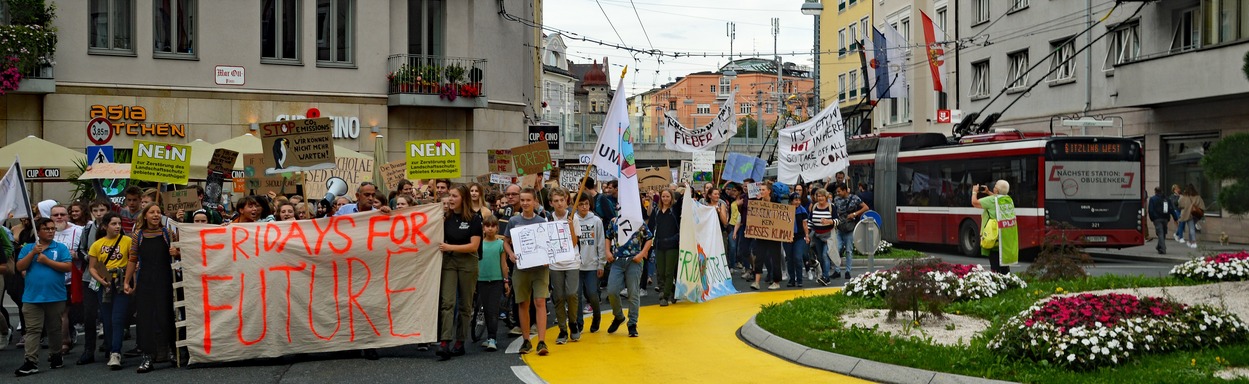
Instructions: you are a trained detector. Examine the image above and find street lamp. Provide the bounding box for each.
[800,0,823,112]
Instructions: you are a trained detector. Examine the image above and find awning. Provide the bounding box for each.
[0,135,87,180]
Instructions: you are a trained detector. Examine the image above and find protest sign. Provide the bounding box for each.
[132,140,192,184]
[679,161,695,185]
[663,91,738,152]
[490,174,510,185]
[638,167,671,193]
[405,139,461,179]
[721,153,766,184]
[378,160,407,191]
[78,163,132,180]
[208,148,239,174]
[511,142,552,176]
[487,149,513,173]
[692,151,715,172]
[258,118,336,174]
[244,154,300,195]
[304,157,375,200]
[676,189,736,303]
[559,166,585,191]
[509,220,578,270]
[475,174,490,185]
[745,200,794,242]
[777,101,848,184]
[172,205,444,363]
[747,183,762,199]
[162,188,201,215]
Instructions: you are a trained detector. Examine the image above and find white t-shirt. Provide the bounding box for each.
[55,223,83,283]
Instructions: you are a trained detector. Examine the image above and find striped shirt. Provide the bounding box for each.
[808,203,835,233]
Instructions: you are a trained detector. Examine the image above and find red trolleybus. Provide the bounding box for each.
[845,132,1144,256]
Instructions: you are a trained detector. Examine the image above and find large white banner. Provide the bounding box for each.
[776,104,848,184]
[675,189,737,303]
[173,205,444,363]
[663,91,738,152]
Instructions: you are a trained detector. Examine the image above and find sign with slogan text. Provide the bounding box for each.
[132,140,192,184]
[405,139,461,179]
[78,163,131,180]
[378,160,408,191]
[161,188,201,215]
[208,148,239,174]
[637,167,672,193]
[777,103,848,184]
[487,149,513,173]
[692,151,715,172]
[679,161,695,185]
[745,200,795,242]
[259,118,336,175]
[243,154,301,195]
[304,157,375,200]
[87,145,114,165]
[171,205,445,363]
[510,142,552,176]
[675,189,736,303]
[509,220,578,270]
[527,125,562,155]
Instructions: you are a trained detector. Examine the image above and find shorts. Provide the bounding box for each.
[513,266,550,303]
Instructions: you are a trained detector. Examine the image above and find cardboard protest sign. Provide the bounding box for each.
[78,163,132,180]
[162,188,201,215]
[745,200,795,242]
[244,154,300,195]
[258,118,336,175]
[511,142,552,176]
[405,139,461,179]
[638,167,672,192]
[487,149,513,173]
[207,148,239,174]
[679,161,695,185]
[172,205,444,363]
[692,151,715,172]
[304,157,375,200]
[379,160,407,192]
[777,101,848,184]
[676,189,736,303]
[131,140,192,184]
[509,220,578,270]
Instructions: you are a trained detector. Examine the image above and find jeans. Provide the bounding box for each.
[100,291,132,354]
[810,232,835,280]
[576,270,601,329]
[785,237,808,284]
[22,301,65,363]
[1184,219,1199,243]
[1175,220,1186,239]
[439,253,479,341]
[726,231,737,267]
[81,284,100,356]
[835,230,855,274]
[475,281,504,340]
[606,258,643,326]
[1153,219,1168,253]
[656,248,679,300]
[549,269,580,333]
[737,234,753,271]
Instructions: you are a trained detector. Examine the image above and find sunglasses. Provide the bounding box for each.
[40,227,56,231]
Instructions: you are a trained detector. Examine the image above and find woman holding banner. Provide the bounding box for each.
[436,185,483,360]
[646,189,682,306]
[124,204,179,373]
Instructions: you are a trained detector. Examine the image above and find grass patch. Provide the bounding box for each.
[756,274,1249,383]
[856,247,925,259]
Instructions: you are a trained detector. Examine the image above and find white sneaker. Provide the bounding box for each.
[1189,242,1198,249]
[640,290,647,297]
[1174,234,1182,242]
[482,339,498,351]
[108,352,121,369]
[768,283,780,290]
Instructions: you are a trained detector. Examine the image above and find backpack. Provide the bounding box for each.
[980,218,998,249]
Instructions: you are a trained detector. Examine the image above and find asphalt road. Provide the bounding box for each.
[0,246,1179,383]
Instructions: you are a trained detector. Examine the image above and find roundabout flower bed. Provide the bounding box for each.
[989,293,1248,369]
[1171,251,1249,281]
[843,261,1026,300]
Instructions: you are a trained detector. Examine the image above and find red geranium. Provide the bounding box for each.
[1022,293,1187,331]
[1204,251,1249,264]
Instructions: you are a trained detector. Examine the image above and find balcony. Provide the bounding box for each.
[386,54,487,108]
[2,25,56,94]
[1114,41,1249,107]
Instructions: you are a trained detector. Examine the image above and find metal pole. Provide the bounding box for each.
[813,14,820,112]
[1084,0,1093,114]
[774,17,782,125]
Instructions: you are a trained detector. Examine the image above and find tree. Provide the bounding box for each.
[1243,50,1249,81]
[1201,132,1249,215]
[737,116,759,139]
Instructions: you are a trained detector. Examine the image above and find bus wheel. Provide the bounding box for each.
[959,220,981,257]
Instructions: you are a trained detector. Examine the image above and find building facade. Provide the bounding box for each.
[957,0,1249,242]
[820,0,872,129]
[872,0,955,135]
[0,0,539,202]
[540,33,576,131]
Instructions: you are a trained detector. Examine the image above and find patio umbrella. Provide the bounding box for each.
[372,135,388,198]
[0,135,87,180]
[185,139,220,179]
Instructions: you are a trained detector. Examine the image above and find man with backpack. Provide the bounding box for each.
[1148,187,1169,255]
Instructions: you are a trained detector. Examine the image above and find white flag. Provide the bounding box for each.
[0,157,33,220]
[592,73,645,245]
[663,90,738,152]
[776,103,848,184]
[675,188,736,303]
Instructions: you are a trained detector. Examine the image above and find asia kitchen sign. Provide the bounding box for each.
[89,105,187,140]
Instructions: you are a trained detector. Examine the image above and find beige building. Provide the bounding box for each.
[872,0,955,135]
[1,0,540,202]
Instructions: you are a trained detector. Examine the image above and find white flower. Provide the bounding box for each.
[1068,354,1076,362]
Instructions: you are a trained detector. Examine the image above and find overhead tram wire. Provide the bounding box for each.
[627,0,656,52]
[594,0,630,47]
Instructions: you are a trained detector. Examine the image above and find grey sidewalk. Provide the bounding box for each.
[1085,237,1245,263]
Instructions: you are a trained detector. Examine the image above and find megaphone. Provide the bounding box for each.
[323,177,348,204]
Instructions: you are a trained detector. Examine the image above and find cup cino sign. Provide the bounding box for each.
[89,105,187,138]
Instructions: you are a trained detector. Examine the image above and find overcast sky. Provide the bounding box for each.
[544,0,819,95]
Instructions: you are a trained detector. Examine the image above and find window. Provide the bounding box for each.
[971,60,990,98]
[936,7,947,31]
[408,0,444,56]
[719,76,732,94]
[1164,135,1223,215]
[849,23,858,50]
[1171,7,1199,52]
[89,0,134,54]
[896,156,1038,208]
[1048,40,1076,83]
[669,100,677,110]
[317,0,354,65]
[153,0,195,57]
[838,28,846,56]
[838,0,846,11]
[861,17,869,43]
[1006,50,1029,90]
[1011,0,1029,11]
[590,101,598,113]
[696,104,711,114]
[1202,0,1249,45]
[848,70,858,98]
[739,103,752,115]
[764,103,773,114]
[709,84,715,93]
[838,74,846,101]
[1104,22,1140,71]
[262,0,300,62]
[974,0,990,24]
